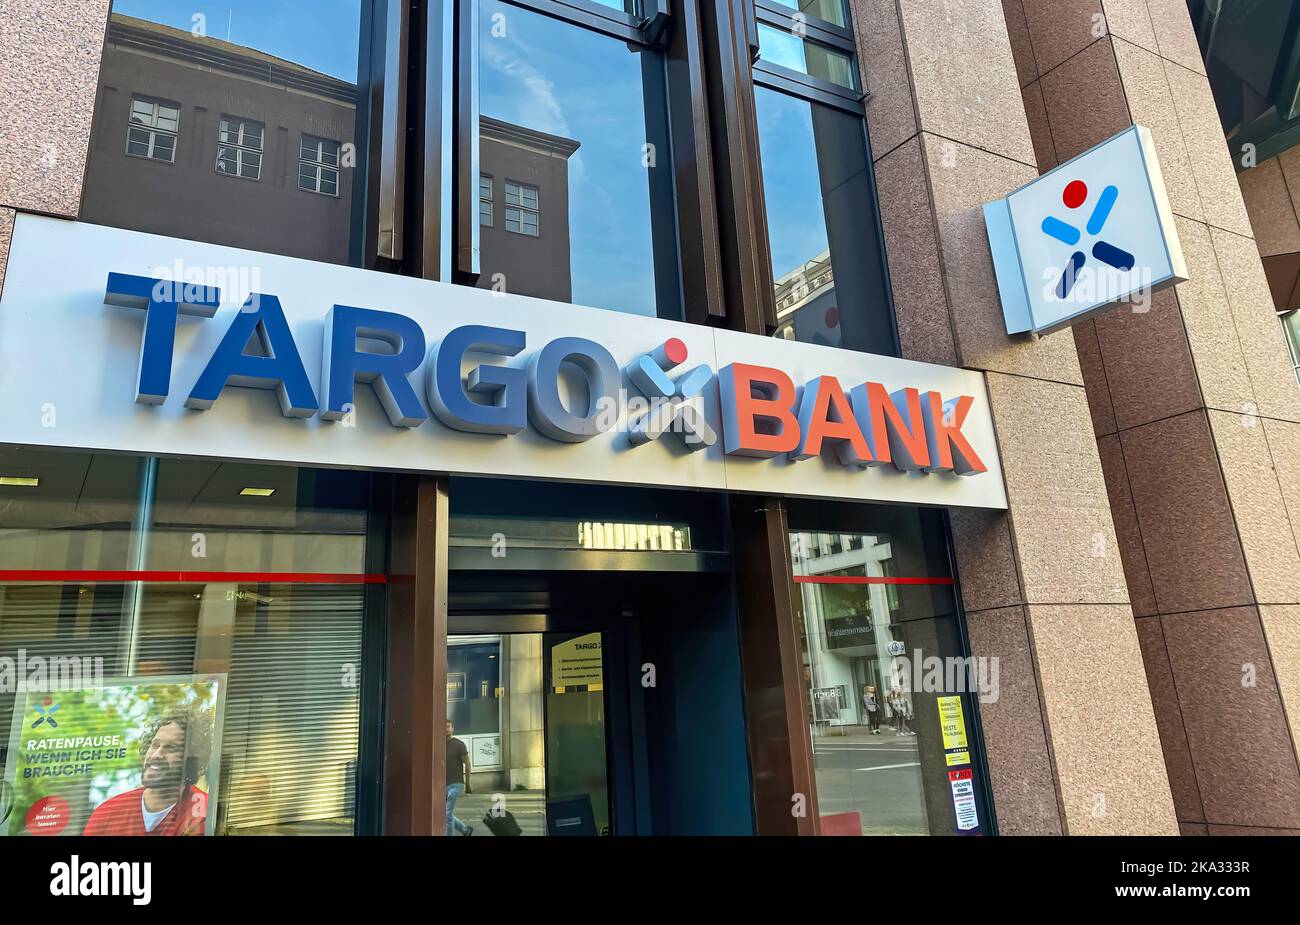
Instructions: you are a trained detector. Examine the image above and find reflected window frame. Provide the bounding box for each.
[748,0,900,357]
[752,0,862,108]
[503,179,540,236]
[298,134,341,196]
[449,0,683,319]
[125,96,180,164]
[478,172,494,226]
[215,115,265,182]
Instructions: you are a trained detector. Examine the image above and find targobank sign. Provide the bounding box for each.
[0,217,1007,509]
[984,125,1188,335]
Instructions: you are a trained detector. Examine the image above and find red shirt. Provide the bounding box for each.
[82,785,208,836]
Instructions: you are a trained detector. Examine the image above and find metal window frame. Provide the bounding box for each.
[478,172,494,226]
[443,0,690,321]
[215,115,265,182]
[751,2,864,112]
[298,134,341,196]
[124,96,179,164]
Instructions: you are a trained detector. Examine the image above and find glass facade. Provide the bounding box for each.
[476,0,677,317]
[0,0,996,840]
[81,1,364,265]
[788,503,991,836]
[0,449,375,836]
[751,1,896,356]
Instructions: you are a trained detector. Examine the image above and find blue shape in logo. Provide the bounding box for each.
[1041,181,1136,298]
[625,339,716,451]
[32,702,60,729]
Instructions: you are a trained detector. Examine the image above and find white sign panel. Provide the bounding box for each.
[0,216,1007,510]
[984,125,1187,335]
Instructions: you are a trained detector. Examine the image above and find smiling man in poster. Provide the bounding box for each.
[82,709,213,836]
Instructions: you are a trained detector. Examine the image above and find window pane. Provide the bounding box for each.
[788,505,990,836]
[755,86,894,355]
[0,449,375,837]
[83,3,364,266]
[768,0,849,29]
[478,0,674,317]
[1282,310,1300,382]
[757,23,858,90]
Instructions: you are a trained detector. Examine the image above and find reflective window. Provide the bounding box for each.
[788,504,992,836]
[504,180,540,236]
[755,86,894,354]
[298,135,341,195]
[477,0,677,317]
[82,1,365,265]
[766,0,849,29]
[446,632,611,837]
[479,173,494,226]
[1282,310,1300,385]
[216,116,264,180]
[0,449,376,836]
[126,97,179,161]
[757,24,857,90]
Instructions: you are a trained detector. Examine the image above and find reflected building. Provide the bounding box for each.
[773,249,839,348]
[477,117,579,303]
[81,13,357,264]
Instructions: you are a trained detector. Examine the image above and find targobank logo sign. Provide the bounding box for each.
[984,125,1188,335]
[0,218,1008,510]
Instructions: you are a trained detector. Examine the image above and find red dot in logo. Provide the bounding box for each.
[1062,180,1088,209]
[26,795,71,836]
[825,306,840,329]
[663,337,688,366]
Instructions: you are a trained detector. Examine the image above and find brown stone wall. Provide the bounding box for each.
[853,0,1178,834]
[1004,0,1300,833]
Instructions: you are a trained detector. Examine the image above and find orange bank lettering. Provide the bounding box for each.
[718,363,987,476]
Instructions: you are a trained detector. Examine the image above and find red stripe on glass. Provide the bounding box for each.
[0,570,387,584]
[792,575,954,586]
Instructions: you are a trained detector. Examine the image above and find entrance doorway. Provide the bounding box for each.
[446,629,612,836]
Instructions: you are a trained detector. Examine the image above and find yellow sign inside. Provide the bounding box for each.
[937,695,968,751]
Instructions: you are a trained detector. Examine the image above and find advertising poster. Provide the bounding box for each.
[551,633,604,690]
[937,695,971,767]
[2,674,226,837]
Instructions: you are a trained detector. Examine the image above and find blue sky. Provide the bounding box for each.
[755,87,831,279]
[115,0,363,80]
[479,0,658,317]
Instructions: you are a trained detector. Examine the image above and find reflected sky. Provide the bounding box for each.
[113,0,362,81]
[755,86,831,280]
[480,0,660,317]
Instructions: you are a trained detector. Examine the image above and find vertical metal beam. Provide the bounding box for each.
[698,0,777,334]
[729,496,819,835]
[358,0,412,270]
[120,456,158,674]
[664,0,726,324]
[383,475,450,835]
[418,0,456,281]
[453,0,481,283]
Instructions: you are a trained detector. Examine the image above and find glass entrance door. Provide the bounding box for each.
[445,631,611,836]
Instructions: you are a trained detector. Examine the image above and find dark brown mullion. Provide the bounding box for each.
[453,0,481,283]
[358,0,412,270]
[383,475,450,836]
[416,0,456,280]
[700,0,778,335]
[730,496,820,835]
[665,0,726,323]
